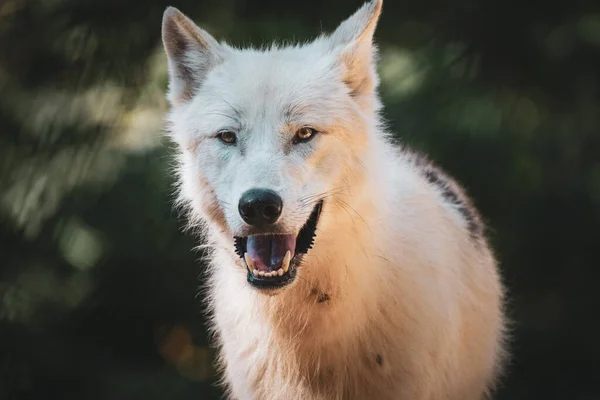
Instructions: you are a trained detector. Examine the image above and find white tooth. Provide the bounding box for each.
[277,268,284,276]
[253,269,259,276]
[258,271,265,277]
[244,253,255,273]
[282,250,291,273]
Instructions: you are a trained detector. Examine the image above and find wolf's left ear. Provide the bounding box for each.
[162,7,226,105]
[329,0,383,102]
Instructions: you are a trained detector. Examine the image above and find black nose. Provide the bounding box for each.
[238,189,283,226]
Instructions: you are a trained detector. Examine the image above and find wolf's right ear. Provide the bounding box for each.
[162,7,225,105]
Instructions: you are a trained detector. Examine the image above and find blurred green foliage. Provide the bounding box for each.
[1,0,599,398]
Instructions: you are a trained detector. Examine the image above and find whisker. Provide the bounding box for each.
[297,185,353,203]
[336,198,368,227]
[210,92,243,120]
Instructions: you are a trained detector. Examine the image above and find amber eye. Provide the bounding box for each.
[218,130,237,144]
[293,127,318,144]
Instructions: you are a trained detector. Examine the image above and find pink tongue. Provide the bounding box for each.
[247,234,296,272]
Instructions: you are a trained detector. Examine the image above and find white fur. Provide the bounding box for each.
[161,1,507,399]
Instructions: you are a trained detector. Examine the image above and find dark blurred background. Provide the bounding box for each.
[1,0,599,398]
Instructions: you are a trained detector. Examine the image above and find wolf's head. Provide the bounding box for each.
[162,0,384,291]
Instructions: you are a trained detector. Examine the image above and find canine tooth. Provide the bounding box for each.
[244,253,255,272]
[277,268,284,276]
[253,269,259,276]
[282,250,291,273]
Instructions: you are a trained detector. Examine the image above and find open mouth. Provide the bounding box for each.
[234,201,323,290]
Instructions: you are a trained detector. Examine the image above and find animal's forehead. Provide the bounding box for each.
[226,45,335,81]
[200,46,346,121]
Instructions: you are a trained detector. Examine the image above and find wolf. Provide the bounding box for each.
[160,0,507,399]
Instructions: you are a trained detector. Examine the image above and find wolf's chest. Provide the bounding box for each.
[216,317,398,400]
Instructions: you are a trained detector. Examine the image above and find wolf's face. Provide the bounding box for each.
[163,1,382,291]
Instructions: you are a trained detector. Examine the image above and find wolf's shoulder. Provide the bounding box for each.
[400,148,485,240]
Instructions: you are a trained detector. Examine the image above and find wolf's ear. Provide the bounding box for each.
[162,7,225,105]
[329,0,383,101]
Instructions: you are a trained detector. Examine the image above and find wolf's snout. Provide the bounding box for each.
[238,189,283,227]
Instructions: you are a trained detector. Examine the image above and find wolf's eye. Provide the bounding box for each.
[217,130,237,145]
[293,127,318,144]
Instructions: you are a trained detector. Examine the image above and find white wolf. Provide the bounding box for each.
[161,0,507,399]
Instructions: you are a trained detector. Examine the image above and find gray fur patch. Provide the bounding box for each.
[409,151,484,239]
